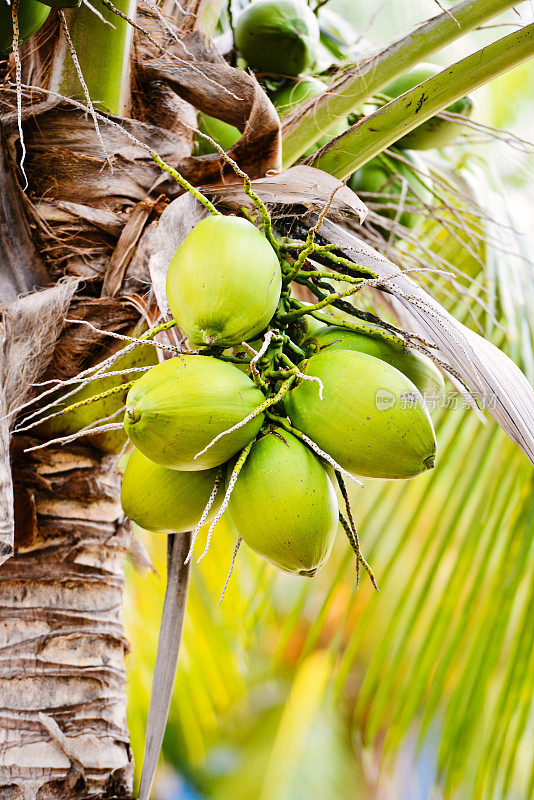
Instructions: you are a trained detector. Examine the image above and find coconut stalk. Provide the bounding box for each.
[59,0,137,115]
[311,22,534,179]
[1,0,142,796]
[281,0,520,166]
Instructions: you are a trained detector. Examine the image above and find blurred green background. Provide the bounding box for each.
[124,2,534,798]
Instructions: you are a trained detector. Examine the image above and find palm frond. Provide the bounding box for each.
[265,158,534,799]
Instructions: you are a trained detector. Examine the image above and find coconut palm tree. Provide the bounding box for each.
[1,1,533,798]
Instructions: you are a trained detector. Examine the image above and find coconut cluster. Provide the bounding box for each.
[195,1,474,233]
[120,214,442,577]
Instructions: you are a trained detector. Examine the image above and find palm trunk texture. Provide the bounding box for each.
[2,441,133,799]
[0,1,232,796]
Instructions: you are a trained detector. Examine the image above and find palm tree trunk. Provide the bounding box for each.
[0,439,133,799]
[0,0,258,794]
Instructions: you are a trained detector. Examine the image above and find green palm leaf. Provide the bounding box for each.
[264,158,534,799]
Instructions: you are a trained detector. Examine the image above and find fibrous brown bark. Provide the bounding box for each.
[0,0,283,794]
[0,440,133,799]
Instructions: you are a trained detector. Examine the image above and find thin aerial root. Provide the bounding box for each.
[336,471,361,585]
[359,552,379,591]
[5,344,138,425]
[59,11,113,171]
[77,403,125,434]
[294,372,324,399]
[64,318,187,355]
[24,422,125,452]
[111,436,131,473]
[15,381,135,434]
[140,0,195,58]
[11,0,29,191]
[297,433,363,488]
[168,0,196,17]
[240,339,270,390]
[218,537,242,606]
[82,0,113,23]
[1,319,177,426]
[12,83,249,226]
[42,364,151,386]
[197,439,255,564]
[193,376,295,460]
[250,329,278,369]
[185,469,223,564]
[32,319,176,389]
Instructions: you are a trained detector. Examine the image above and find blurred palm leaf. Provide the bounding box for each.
[281,157,534,800]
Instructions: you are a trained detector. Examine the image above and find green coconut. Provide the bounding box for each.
[194,113,241,155]
[228,428,338,576]
[166,215,282,348]
[284,349,437,480]
[120,448,223,534]
[1,0,50,54]
[234,0,320,76]
[383,63,474,150]
[37,338,158,454]
[309,324,444,398]
[348,150,431,229]
[124,355,265,470]
[273,76,348,157]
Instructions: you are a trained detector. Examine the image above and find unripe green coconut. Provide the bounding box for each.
[120,448,223,533]
[1,0,50,54]
[37,339,158,454]
[235,0,319,76]
[284,350,436,479]
[166,216,282,348]
[348,150,431,229]
[383,63,473,150]
[194,113,241,155]
[228,428,338,576]
[124,355,265,470]
[309,324,444,398]
[273,77,348,157]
